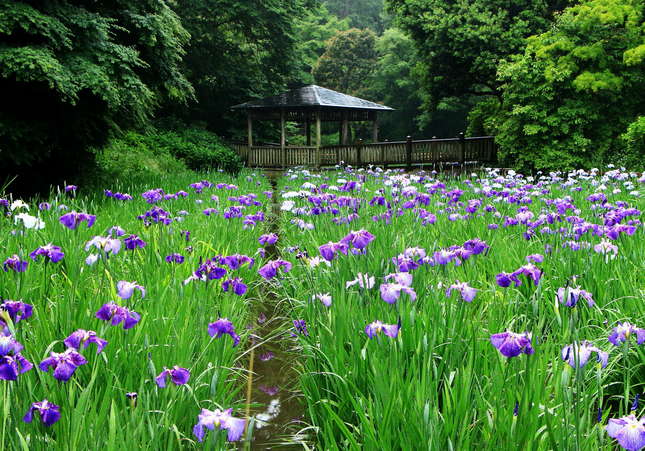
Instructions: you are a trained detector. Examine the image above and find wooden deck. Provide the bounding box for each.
[230,135,497,169]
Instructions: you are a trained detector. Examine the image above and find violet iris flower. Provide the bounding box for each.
[259,233,278,245]
[63,329,107,354]
[609,322,645,346]
[116,281,145,300]
[23,400,60,427]
[208,318,240,346]
[446,281,477,302]
[293,319,308,336]
[165,253,185,264]
[39,348,87,382]
[124,234,146,250]
[258,259,292,280]
[490,331,534,358]
[59,211,96,230]
[384,272,413,286]
[222,278,247,296]
[39,202,51,211]
[365,320,401,339]
[380,283,416,304]
[346,273,375,289]
[526,254,544,263]
[340,229,375,250]
[64,185,77,193]
[156,366,190,388]
[222,254,254,270]
[318,241,348,261]
[561,341,609,369]
[605,414,645,451]
[0,300,33,323]
[0,335,24,356]
[193,408,246,442]
[259,352,274,361]
[556,286,595,307]
[0,352,32,380]
[29,244,64,263]
[95,303,141,329]
[2,255,28,272]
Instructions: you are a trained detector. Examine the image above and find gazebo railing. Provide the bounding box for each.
[231,135,497,169]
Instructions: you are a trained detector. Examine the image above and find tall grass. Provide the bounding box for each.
[274,167,644,450]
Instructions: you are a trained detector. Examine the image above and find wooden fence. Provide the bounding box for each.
[230,135,497,169]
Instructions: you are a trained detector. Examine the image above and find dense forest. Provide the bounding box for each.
[1,0,643,191]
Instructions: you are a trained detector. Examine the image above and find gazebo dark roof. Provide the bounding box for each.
[232,84,393,112]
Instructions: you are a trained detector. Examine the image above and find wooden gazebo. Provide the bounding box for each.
[231,85,393,167]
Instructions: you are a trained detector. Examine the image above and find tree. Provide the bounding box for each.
[386,0,569,110]
[171,0,312,137]
[313,28,377,97]
[323,0,388,32]
[294,4,350,84]
[0,0,191,189]
[495,0,645,171]
[367,28,423,139]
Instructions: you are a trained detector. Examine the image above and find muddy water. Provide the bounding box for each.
[245,172,307,450]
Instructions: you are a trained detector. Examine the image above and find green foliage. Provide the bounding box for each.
[294,4,350,83]
[172,0,312,135]
[0,0,192,187]
[313,28,378,97]
[91,131,189,184]
[495,0,645,171]
[387,0,568,111]
[323,0,388,31]
[618,116,645,170]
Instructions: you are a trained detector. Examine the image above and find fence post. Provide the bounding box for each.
[356,139,362,167]
[458,132,466,166]
[406,135,412,171]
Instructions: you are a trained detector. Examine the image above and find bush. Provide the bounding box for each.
[618,116,645,170]
[90,132,189,184]
[147,128,243,174]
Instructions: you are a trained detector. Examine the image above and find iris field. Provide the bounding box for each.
[1,166,644,450]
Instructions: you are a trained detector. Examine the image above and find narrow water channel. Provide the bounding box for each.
[244,172,306,450]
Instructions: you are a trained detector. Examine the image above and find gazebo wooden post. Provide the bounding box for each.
[305,119,311,146]
[246,113,253,166]
[372,113,379,143]
[280,109,286,169]
[315,110,321,168]
[341,112,349,145]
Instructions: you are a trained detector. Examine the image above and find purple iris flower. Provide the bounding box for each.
[1,300,33,324]
[95,303,141,329]
[526,254,544,263]
[64,185,77,193]
[561,341,609,368]
[85,236,121,256]
[258,259,292,280]
[59,211,96,230]
[221,254,254,270]
[208,318,240,346]
[0,352,32,380]
[293,319,309,336]
[116,281,145,300]
[346,273,376,289]
[39,348,87,382]
[490,331,534,358]
[29,244,64,263]
[380,283,417,304]
[193,408,246,442]
[23,400,60,427]
[446,281,477,302]
[605,414,645,451]
[340,229,375,250]
[556,286,595,307]
[496,272,521,288]
[222,278,247,296]
[259,385,280,395]
[165,253,185,264]
[108,226,126,237]
[312,293,332,307]
[609,322,645,346]
[258,233,278,245]
[259,352,274,361]
[63,329,107,354]
[38,202,51,211]
[514,264,542,286]
[384,272,413,286]
[0,335,24,356]
[2,255,28,272]
[124,234,146,250]
[155,366,190,388]
[365,320,401,339]
[318,241,349,261]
